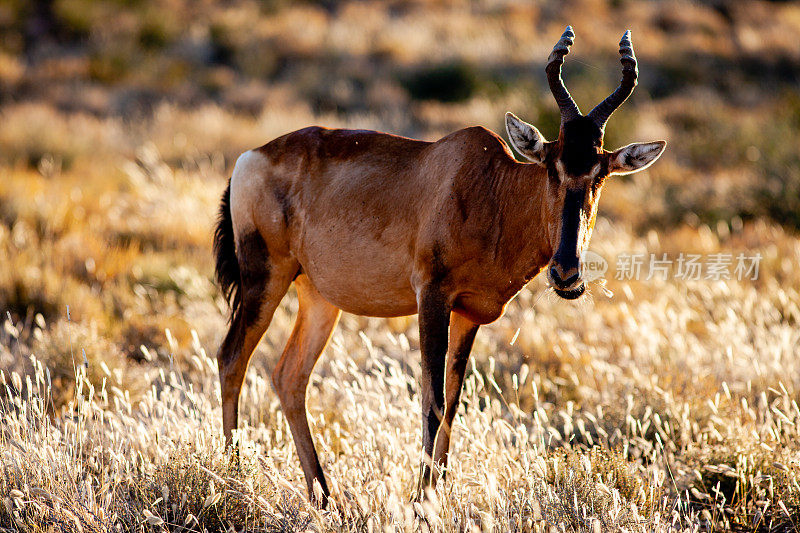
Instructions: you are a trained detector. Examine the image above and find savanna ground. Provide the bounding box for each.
[1,0,800,531]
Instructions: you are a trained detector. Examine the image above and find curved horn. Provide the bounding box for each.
[546,26,581,124]
[588,30,638,130]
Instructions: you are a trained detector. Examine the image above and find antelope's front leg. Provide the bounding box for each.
[416,283,451,496]
[432,313,479,474]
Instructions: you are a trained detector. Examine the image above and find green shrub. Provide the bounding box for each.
[401,61,481,103]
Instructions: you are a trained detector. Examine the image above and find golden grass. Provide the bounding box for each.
[2,280,800,532]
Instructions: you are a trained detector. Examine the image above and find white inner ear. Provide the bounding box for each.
[505,112,547,163]
[555,160,566,182]
[610,141,666,175]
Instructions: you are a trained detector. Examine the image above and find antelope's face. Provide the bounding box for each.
[544,118,606,299]
[506,116,665,300]
[505,26,666,300]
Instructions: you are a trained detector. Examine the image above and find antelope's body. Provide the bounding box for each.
[214,27,666,505]
[232,125,550,324]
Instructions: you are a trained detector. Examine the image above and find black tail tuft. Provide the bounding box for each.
[214,180,241,321]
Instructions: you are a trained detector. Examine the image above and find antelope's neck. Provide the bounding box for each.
[491,161,553,283]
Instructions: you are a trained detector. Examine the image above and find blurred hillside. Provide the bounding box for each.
[2,0,800,229]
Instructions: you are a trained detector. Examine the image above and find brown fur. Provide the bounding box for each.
[213,28,667,506]
[214,117,664,505]
[215,123,614,504]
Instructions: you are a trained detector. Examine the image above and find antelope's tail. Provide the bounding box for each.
[213,180,241,321]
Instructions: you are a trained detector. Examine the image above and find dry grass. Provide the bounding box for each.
[2,0,800,531]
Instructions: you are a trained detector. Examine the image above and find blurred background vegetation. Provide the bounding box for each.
[1,0,799,412]
[2,0,800,228]
[1,2,800,529]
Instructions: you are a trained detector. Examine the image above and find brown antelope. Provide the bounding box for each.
[213,27,665,505]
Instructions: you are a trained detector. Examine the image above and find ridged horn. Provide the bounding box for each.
[588,30,638,130]
[545,26,581,124]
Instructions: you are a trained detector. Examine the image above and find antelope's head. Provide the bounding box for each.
[505,27,666,300]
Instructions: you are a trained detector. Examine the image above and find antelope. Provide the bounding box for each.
[213,27,665,506]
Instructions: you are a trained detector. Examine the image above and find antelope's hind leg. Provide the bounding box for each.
[217,231,298,449]
[272,274,341,506]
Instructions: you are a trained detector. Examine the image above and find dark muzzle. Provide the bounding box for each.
[548,262,585,300]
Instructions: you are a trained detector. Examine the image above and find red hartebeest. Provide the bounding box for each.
[214,27,665,505]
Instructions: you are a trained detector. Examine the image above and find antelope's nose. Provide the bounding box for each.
[549,264,581,289]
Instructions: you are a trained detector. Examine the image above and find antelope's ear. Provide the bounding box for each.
[608,141,666,175]
[505,112,547,164]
